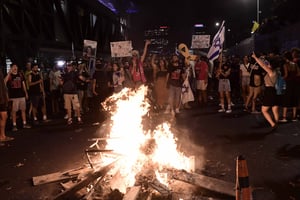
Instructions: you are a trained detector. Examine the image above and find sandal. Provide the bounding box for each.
[0,136,14,142]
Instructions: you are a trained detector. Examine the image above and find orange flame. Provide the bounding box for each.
[100,86,192,192]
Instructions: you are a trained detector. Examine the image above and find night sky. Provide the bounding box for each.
[129,0,274,49]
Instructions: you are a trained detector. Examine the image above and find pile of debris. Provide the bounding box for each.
[32,138,235,200]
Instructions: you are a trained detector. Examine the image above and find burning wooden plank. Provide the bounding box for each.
[54,161,116,200]
[149,178,171,197]
[122,186,141,200]
[32,166,92,186]
[171,170,235,197]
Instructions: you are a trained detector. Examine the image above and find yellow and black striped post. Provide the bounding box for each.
[236,155,252,200]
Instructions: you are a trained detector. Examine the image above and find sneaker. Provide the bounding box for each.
[251,110,261,114]
[292,118,298,122]
[218,108,225,113]
[0,136,14,142]
[279,118,288,123]
[269,123,278,133]
[175,108,180,113]
[23,124,31,129]
[183,104,191,109]
[43,115,47,121]
[231,102,235,106]
[67,118,72,125]
[77,118,83,124]
[64,114,69,119]
[226,109,232,113]
[12,126,18,132]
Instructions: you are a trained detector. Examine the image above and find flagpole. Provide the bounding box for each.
[257,0,260,24]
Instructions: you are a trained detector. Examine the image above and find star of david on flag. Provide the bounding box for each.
[181,76,194,105]
[207,20,225,62]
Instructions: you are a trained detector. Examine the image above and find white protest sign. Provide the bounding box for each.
[110,41,133,57]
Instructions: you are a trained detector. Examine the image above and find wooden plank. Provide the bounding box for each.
[171,170,235,197]
[149,179,171,196]
[54,161,116,200]
[32,166,92,186]
[122,186,141,200]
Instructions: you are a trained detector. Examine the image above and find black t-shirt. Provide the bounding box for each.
[6,73,26,98]
[29,72,42,95]
[62,71,79,94]
[77,70,90,91]
[168,64,184,87]
[93,70,108,90]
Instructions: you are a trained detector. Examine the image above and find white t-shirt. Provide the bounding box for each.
[49,70,62,91]
[240,63,251,77]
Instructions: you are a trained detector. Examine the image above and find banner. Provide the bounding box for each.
[83,40,97,58]
[110,41,133,57]
[207,21,225,62]
[191,35,210,49]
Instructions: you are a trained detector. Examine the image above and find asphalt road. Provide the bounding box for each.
[0,100,300,200]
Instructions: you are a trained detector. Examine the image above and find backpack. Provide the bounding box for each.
[275,70,286,95]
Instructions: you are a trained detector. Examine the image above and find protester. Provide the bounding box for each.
[244,59,264,113]
[120,59,134,88]
[92,59,111,111]
[291,48,300,118]
[77,63,90,114]
[49,64,62,115]
[251,52,279,130]
[130,40,151,89]
[240,55,251,106]
[60,62,82,125]
[28,63,48,124]
[165,54,185,114]
[0,70,13,142]
[216,55,232,113]
[108,62,124,93]
[195,55,209,106]
[151,54,169,110]
[279,51,300,122]
[24,61,32,118]
[4,64,31,131]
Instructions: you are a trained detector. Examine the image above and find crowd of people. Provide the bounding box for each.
[1,42,300,143]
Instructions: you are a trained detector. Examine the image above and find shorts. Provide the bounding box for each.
[51,89,61,99]
[218,79,231,92]
[241,76,250,86]
[30,95,44,108]
[0,103,8,112]
[64,94,80,110]
[262,87,279,106]
[196,80,208,90]
[11,97,26,112]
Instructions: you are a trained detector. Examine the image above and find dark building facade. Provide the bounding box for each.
[0,0,133,69]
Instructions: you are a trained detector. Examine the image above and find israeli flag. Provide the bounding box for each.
[181,71,194,105]
[207,21,225,62]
